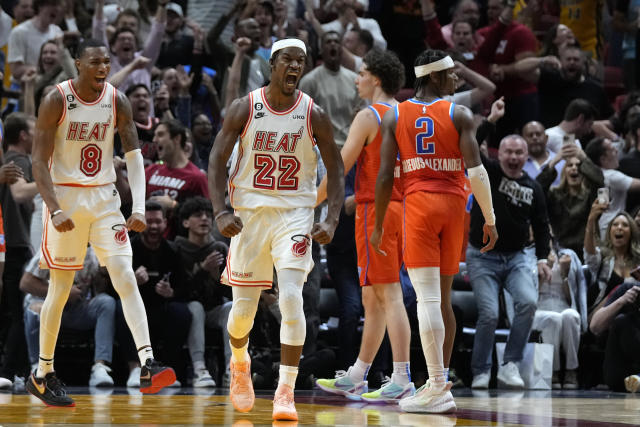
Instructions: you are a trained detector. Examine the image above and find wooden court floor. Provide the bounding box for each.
[1,388,639,426]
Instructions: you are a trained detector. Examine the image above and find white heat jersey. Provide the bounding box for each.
[229,87,317,209]
[51,80,117,186]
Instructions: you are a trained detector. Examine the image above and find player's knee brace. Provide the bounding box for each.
[227,288,260,339]
[278,269,306,346]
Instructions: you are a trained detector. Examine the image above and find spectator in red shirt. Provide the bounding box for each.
[145,118,209,211]
[478,1,539,142]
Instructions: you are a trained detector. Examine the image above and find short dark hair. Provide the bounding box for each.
[322,30,341,45]
[363,49,405,96]
[158,118,187,149]
[33,0,58,13]
[116,9,141,26]
[76,39,107,59]
[145,200,165,216]
[584,137,607,166]
[125,84,151,98]
[179,196,213,222]
[564,98,597,122]
[352,29,374,52]
[4,112,33,146]
[413,49,449,93]
[110,28,138,48]
[451,19,473,33]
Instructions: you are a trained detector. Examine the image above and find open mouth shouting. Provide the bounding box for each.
[285,71,299,88]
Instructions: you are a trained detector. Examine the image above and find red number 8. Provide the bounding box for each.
[80,144,102,177]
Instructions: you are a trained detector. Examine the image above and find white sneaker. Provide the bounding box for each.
[127,367,141,388]
[471,371,490,389]
[399,380,456,413]
[0,377,12,390]
[497,362,524,389]
[193,368,216,388]
[89,362,114,387]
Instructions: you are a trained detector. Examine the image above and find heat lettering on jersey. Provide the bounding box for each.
[252,127,303,153]
[66,121,110,142]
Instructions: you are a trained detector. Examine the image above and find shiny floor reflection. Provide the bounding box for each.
[0,388,637,426]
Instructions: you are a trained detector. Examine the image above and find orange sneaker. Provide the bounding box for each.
[229,359,254,413]
[272,384,298,421]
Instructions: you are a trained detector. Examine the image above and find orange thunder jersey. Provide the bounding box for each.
[394,98,466,200]
[354,102,402,204]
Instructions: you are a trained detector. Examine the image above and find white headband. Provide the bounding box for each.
[271,38,307,58]
[414,56,455,78]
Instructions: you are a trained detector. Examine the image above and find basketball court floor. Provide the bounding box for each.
[1,388,639,425]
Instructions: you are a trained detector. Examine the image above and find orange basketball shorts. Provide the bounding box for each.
[355,200,403,287]
[402,191,466,275]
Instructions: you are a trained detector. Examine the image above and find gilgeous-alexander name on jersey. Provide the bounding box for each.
[51,80,117,186]
[394,98,466,200]
[229,87,318,209]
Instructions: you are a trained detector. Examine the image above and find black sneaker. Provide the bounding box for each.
[140,359,176,394]
[26,372,75,407]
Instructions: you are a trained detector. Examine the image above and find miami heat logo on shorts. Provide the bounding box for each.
[291,234,310,257]
[112,224,128,245]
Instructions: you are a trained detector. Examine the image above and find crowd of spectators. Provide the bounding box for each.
[1,0,640,394]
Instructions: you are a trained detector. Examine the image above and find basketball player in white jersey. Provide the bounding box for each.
[208,38,345,421]
[27,39,175,407]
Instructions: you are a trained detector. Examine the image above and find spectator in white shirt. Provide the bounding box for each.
[321,0,386,50]
[7,0,62,80]
[585,137,640,238]
[545,99,596,153]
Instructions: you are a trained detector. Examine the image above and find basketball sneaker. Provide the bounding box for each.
[315,367,368,400]
[26,371,75,407]
[272,383,297,421]
[625,374,640,393]
[230,359,255,412]
[399,380,456,414]
[361,375,416,403]
[139,359,176,394]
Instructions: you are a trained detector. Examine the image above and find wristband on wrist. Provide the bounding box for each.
[215,211,230,221]
[51,209,63,218]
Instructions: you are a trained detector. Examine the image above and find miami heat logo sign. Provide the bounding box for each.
[291,234,310,257]
[112,224,128,245]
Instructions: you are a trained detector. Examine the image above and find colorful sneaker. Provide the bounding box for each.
[625,374,640,393]
[139,359,176,394]
[272,383,297,421]
[361,375,416,403]
[315,368,368,400]
[399,380,456,414]
[26,371,75,407]
[230,359,255,413]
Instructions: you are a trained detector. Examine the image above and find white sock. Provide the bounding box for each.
[136,345,154,366]
[349,358,371,383]
[392,361,411,385]
[193,360,206,372]
[231,341,249,363]
[36,356,54,378]
[278,365,298,388]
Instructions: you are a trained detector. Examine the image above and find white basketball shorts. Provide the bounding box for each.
[40,183,132,270]
[222,206,314,288]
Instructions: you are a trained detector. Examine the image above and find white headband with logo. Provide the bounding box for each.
[414,56,455,78]
[271,38,307,58]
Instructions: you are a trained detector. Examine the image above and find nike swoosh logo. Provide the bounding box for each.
[33,376,45,394]
[140,372,151,380]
